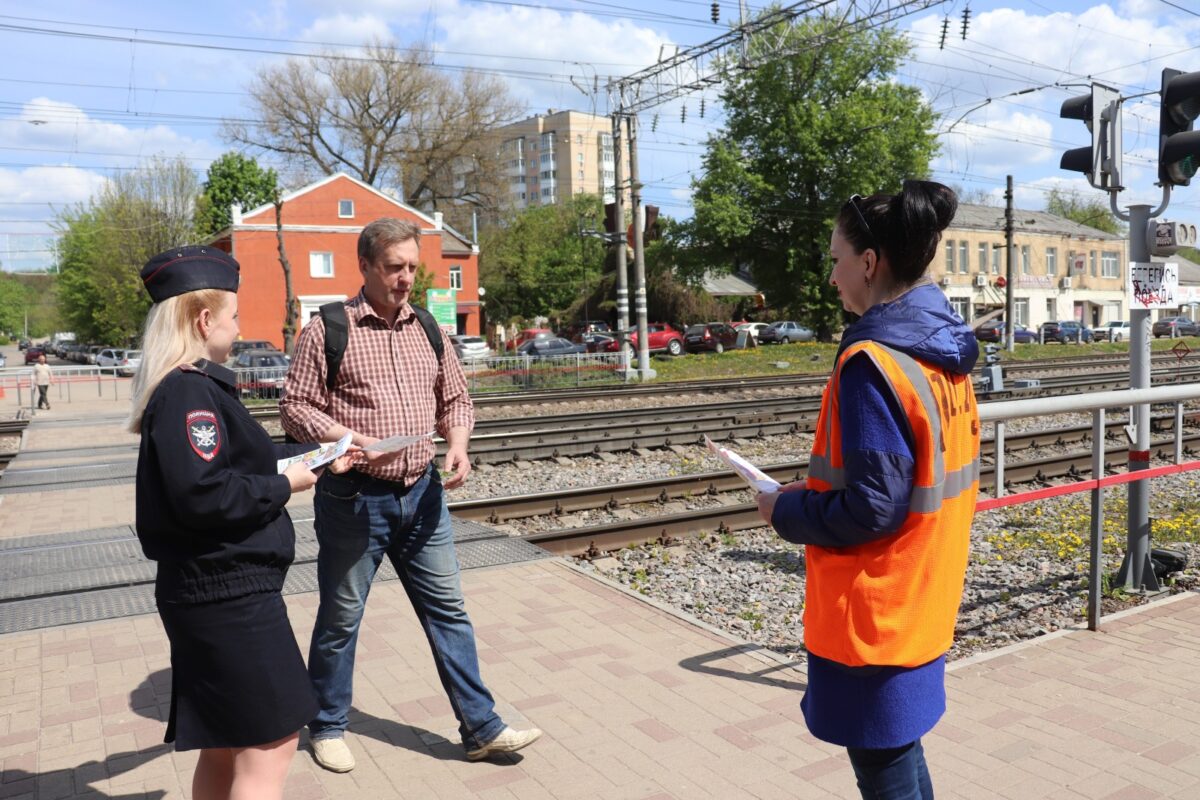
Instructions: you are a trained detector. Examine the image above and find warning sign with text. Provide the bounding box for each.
[1128,261,1178,310]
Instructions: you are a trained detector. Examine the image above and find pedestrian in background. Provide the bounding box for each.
[33,353,51,410]
[281,218,541,773]
[129,246,355,800]
[757,180,979,799]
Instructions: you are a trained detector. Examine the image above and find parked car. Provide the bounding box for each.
[17,339,30,350]
[233,350,291,398]
[94,348,127,370]
[227,339,281,365]
[117,350,142,377]
[24,347,45,365]
[85,345,104,364]
[1152,316,1200,338]
[601,323,686,356]
[735,322,771,342]
[448,334,490,361]
[1039,320,1094,344]
[508,328,554,351]
[515,337,586,358]
[758,321,814,344]
[684,322,739,354]
[1094,320,1132,342]
[975,321,1036,344]
[577,332,615,353]
[559,320,612,340]
[0,352,7,368]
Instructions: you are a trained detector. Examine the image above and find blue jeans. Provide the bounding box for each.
[846,739,933,800]
[308,464,504,749]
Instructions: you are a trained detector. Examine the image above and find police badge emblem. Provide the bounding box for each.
[186,409,221,461]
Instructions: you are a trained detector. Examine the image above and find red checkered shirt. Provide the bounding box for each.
[280,290,474,486]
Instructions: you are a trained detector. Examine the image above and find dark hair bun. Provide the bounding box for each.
[900,179,957,234]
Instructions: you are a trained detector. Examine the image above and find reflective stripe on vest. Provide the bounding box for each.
[802,340,980,668]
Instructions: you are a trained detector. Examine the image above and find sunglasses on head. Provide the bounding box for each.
[845,195,881,260]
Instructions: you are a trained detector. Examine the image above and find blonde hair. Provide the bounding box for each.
[127,289,232,434]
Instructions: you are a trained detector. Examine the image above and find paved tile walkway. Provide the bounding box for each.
[4,359,1200,798]
[1,557,1198,799]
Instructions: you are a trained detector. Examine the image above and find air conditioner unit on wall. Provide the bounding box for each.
[974,274,988,288]
[940,275,952,287]
[1061,276,1072,289]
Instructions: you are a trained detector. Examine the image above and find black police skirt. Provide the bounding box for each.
[157,591,318,751]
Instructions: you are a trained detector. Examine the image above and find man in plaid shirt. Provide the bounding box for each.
[281,218,542,773]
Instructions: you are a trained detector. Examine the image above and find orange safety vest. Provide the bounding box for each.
[804,341,980,668]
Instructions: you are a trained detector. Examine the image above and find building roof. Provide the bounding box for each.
[702,270,761,297]
[234,172,476,250]
[951,203,1125,242]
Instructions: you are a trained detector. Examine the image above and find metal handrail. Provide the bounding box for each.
[979,381,1200,631]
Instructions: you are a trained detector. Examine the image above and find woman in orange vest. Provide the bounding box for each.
[758,179,979,799]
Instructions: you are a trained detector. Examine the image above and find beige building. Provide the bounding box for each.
[493,109,629,209]
[935,204,1128,330]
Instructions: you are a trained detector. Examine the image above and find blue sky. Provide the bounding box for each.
[2,0,1199,270]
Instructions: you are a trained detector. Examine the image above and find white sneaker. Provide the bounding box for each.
[466,726,543,761]
[311,737,355,773]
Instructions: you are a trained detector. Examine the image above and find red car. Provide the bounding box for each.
[602,323,686,356]
[24,347,46,365]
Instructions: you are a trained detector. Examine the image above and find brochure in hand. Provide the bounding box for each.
[703,435,781,494]
[362,432,435,453]
[276,432,353,474]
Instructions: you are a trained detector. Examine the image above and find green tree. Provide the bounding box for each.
[0,274,27,335]
[54,157,198,344]
[478,194,607,323]
[1046,188,1124,235]
[196,152,279,238]
[681,12,938,338]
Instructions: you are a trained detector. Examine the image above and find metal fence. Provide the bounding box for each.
[461,352,630,393]
[0,365,131,409]
[978,382,1200,630]
[231,366,290,401]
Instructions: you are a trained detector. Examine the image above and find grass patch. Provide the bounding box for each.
[650,341,837,381]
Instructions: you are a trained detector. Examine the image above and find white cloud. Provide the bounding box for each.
[0,98,220,169]
[299,13,396,46]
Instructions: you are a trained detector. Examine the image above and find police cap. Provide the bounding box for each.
[140,246,240,303]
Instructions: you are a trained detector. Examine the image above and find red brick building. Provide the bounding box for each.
[209,173,481,348]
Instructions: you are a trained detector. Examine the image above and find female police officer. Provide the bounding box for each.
[129,246,355,800]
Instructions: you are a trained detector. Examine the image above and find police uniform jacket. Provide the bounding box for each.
[136,360,311,604]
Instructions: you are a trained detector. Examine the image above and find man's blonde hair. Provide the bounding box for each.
[127,289,232,434]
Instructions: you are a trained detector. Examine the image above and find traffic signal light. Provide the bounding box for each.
[984,344,1001,364]
[1158,68,1200,187]
[604,202,619,235]
[1060,83,1122,190]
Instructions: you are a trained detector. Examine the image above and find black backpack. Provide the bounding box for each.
[318,300,444,390]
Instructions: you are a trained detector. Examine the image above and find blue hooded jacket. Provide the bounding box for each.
[771,281,978,547]
[770,281,978,750]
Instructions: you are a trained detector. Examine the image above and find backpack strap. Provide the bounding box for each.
[319,301,349,391]
[411,305,446,363]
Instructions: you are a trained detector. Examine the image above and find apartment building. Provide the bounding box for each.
[934,204,1128,330]
[494,109,628,208]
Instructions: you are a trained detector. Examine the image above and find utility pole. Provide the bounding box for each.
[1004,175,1015,352]
[627,114,654,379]
[611,112,630,360]
[1115,201,1160,592]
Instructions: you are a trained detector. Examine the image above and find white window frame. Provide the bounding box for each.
[299,294,348,328]
[959,242,969,274]
[945,240,955,273]
[977,243,988,273]
[449,265,463,291]
[1101,251,1119,279]
[1015,297,1030,326]
[992,244,1002,274]
[309,251,334,279]
[338,199,354,218]
[1046,247,1057,276]
[1021,245,1031,275]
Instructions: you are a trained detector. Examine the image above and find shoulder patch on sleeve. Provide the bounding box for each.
[185,410,221,461]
